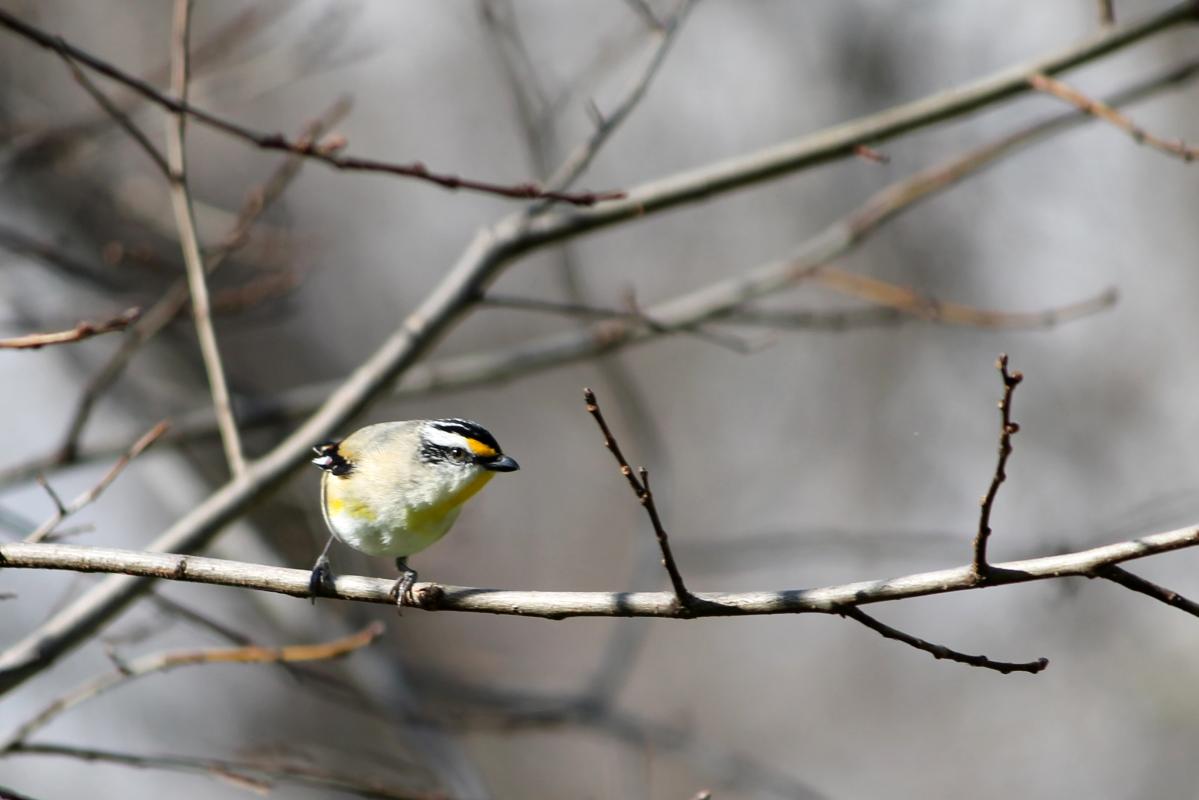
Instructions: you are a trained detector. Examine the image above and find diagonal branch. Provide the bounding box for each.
[26,421,169,544]
[164,0,244,476]
[1030,72,1198,162]
[0,622,383,751]
[583,388,697,614]
[1096,564,1199,617]
[5,741,436,800]
[0,8,623,207]
[838,606,1047,675]
[0,308,140,350]
[973,355,1023,576]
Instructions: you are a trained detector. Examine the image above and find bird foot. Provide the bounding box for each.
[307,554,337,604]
[388,566,418,613]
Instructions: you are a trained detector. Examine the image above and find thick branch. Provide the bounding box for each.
[2,526,1198,618]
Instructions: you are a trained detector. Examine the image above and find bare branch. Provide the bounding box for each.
[972,355,1022,576]
[0,623,383,750]
[838,606,1047,675]
[0,8,623,207]
[583,389,696,613]
[1030,72,1198,162]
[164,0,245,477]
[0,308,140,350]
[26,421,169,544]
[0,14,1193,698]
[2,522,1198,621]
[1097,565,1199,617]
[483,280,1118,332]
[5,742,436,800]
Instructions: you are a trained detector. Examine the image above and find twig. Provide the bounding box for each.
[1030,72,1198,162]
[1097,0,1115,26]
[972,355,1022,576]
[26,421,169,544]
[808,269,1117,329]
[1096,564,1199,617]
[0,622,383,750]
[0,8,622,207]
[54,51,169,177]
[538,0,693,197]
[0,12,1193,698]
[0,308,140,350]
[165,0,245,477]
[54,98,351,464]
[583,389,696,614]
[482,281,1118,332]
[838,606,1047,675]
[4,741,436,800]
[852,144,889,164]
[1,521,1199,618]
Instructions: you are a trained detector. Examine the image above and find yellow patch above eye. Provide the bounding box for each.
[465,438,497,457]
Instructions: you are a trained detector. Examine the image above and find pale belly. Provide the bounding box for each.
[326,503,462,558]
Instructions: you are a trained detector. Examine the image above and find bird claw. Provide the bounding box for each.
[308,555,336,604]
[388,566,418,613]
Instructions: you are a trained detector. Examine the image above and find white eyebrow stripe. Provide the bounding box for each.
[422,424,470,451]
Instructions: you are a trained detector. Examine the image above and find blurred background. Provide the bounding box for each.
[1,1,1199,797]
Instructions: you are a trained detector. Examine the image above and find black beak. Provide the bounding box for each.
[483,454,519,472]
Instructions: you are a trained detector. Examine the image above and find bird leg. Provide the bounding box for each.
[307,535,338,603]
[389,557,418,608]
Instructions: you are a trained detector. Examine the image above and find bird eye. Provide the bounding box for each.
[449,447,468,463]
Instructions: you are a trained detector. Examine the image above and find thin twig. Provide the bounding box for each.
[0,10,1193,697]
[1096,565,1199,617]
[5,741,436,800]
[539,0,693,197]
[0,308,140,350]
[482,281,1118,332]
[1030,72,1198,162]
[0,622,383,750]
[584,389,698,614]
[972,355,1022,576]
[54,98,351,464]
[26,421,169,544]
[0,8,622,207]
[54,51,170,177]
[838,606,1047,675]
[1097,0,1115,26]
[165,0,245,477]
[852,144,890,164]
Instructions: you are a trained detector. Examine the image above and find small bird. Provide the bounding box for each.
[310,418,519,606]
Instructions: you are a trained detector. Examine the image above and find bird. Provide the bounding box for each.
[310,418,519,606]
